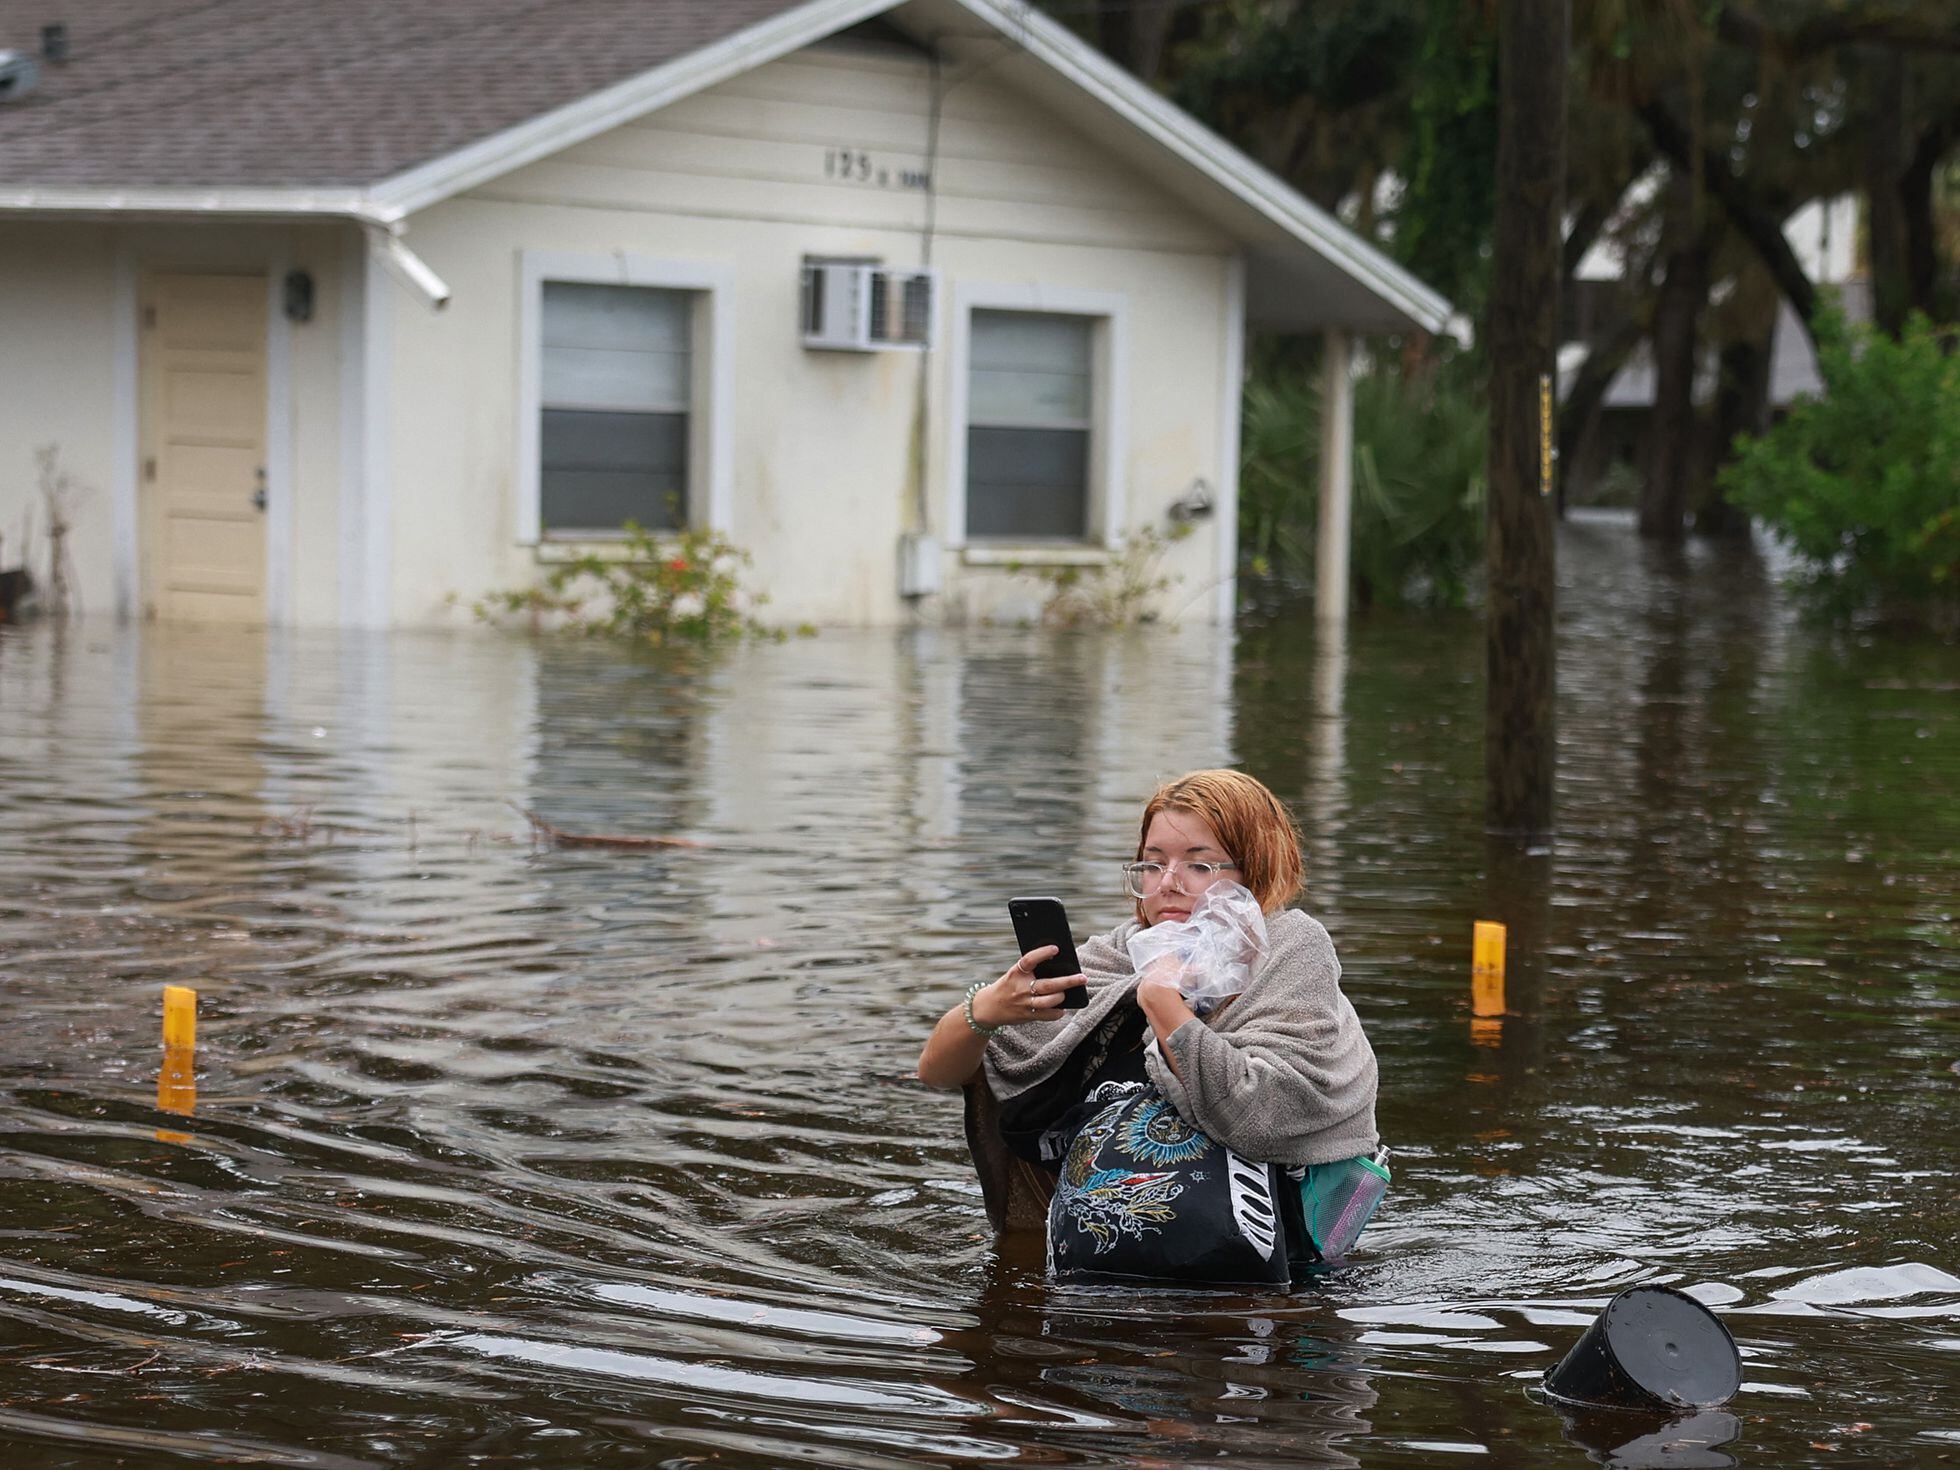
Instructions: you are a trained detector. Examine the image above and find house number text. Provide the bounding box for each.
[823,147,930,191]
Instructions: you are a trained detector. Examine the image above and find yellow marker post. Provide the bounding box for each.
[1471,921,1507,1018]
[157,986,197,1140]
[1538,373,1555,499]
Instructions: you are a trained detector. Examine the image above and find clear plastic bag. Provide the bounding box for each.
[1125,881,1269,1015]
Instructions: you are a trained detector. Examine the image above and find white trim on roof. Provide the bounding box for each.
[370,0,902,220]
[0,186,373,215]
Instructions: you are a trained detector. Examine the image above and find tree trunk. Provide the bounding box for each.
[1642,178,1704,542]
[1484,0,1567,842]
[1866,53,1912,337]
[1098,0,1177,85]
[1903,100,1960,321]
[1696,335,1767,538]
[1558,313,1643,509]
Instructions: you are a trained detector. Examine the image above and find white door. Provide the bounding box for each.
[140,273,268,621]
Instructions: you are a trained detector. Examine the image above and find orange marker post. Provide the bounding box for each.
[162,986,197,1050]
[157,986,197,1138]
[1471,921,1507,1018]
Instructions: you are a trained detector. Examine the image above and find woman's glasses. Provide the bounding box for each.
[1122,860,1239,899]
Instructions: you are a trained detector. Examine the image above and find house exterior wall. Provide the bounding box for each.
[388,37,1240,629]
[0,223,121,617]
[0,220,351,626]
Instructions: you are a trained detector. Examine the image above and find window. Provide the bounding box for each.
[965,310,1094,540]
[539,282,691,534]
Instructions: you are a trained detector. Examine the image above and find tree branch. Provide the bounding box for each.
[1636,98,1817,324]
[1563,197,1610,281]
[1558,312,1644,470]
[1718,2,1960,57]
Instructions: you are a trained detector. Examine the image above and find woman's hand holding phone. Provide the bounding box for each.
[1008,897,1090,1011]
[972,947,1087,1029]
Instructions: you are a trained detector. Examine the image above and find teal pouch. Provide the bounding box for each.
[1299,1148,1390,1259]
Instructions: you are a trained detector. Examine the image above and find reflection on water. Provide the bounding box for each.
[1555,1406,1743,1468]
[0,513,1955,1466]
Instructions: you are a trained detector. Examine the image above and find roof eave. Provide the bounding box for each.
[0,185,382,220]
[0,189,454,307]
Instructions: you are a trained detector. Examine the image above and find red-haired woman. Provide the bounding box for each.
[917,768,1379,1231]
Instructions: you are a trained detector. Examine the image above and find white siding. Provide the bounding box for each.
[0,224,120,617]
[474,47,1228,256]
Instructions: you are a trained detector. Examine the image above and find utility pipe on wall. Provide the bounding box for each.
[1314,327,1354,627]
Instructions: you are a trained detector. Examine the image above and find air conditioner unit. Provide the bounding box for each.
[801,260,935,352]
[0,50,42,103]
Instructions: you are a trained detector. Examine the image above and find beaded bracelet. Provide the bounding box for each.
[961,979,999,1039]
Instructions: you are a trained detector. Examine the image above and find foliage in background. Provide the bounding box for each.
[474,521,791,645]
[1239,352,1487,610]
[1169,0,1423,220]
[1011,523,1192,626]
[1384,0,1499,326]
[1718,311,1960,631]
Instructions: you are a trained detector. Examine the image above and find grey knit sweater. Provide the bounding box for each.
[983,908,1379,1167]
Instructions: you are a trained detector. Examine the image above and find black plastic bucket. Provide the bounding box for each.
[1543,1285,1741,1410]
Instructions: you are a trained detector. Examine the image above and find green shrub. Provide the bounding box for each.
[1719,310,1960,632]
[1239,354,1487,609]
[475,520,789,645]
[1240,369,1321,582]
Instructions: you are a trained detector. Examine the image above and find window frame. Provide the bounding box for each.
[946,282,1127,552]
[517,250,734,545]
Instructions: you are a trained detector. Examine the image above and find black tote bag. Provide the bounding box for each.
[1046,1085,1294,1287]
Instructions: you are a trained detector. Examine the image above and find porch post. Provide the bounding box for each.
[339,230,393,629]
[1314,327,1354,627]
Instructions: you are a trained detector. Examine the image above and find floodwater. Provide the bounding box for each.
[1,512,1955,1468]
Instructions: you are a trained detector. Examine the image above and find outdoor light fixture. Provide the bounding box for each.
[1168,477,1215,523]
[283,270,315,324]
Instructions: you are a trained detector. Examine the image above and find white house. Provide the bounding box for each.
[0,0,1448,629]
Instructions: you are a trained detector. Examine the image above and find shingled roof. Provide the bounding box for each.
[0,0,808,188]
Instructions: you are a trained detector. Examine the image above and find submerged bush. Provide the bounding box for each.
[475,520,789,645]
[1719,311,1960,632]
[1239,354,1486,610]
[1009,523,1192,626]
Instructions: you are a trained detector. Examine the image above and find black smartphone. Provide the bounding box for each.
[1009,896,1088,1009]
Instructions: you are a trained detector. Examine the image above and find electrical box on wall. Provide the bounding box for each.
[802,258,935,352]
[897,533,941,598]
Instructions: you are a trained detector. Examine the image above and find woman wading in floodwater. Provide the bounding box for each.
[917,769,1380,1248]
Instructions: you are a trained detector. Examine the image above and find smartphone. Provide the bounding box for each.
[1009,896,1088,1009]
